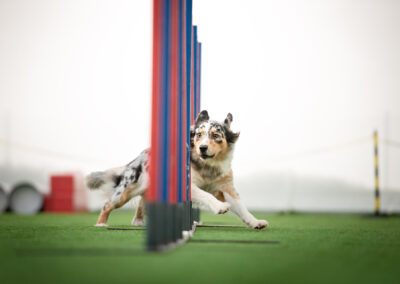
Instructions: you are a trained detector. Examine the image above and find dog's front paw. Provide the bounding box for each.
[95,223,108,227]
[213,202,230,214]
[131,218,145,226]
[249,219,269,230]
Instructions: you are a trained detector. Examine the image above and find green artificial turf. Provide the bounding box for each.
[0,211,399,284]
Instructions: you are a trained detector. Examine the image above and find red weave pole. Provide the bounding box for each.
[182,0,187,202]
[168,0,179,204]
[147,0,163,202]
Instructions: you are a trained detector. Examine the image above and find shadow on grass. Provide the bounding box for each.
[15,248,145,257]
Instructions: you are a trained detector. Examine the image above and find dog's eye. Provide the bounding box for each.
[212,133,219,139]
[197,133,202,138]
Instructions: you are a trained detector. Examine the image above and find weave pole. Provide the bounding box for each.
[147,0,201,251]
[184,0,193,232]
[192,26,201,223]
[177,0,186,237]
[373,130,380,216]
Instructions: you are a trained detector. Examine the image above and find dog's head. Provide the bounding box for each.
[191,110,240,162]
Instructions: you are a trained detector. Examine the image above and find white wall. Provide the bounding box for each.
[1,0,399,212]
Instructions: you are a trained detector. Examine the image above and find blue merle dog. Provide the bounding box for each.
[86,110,268,229]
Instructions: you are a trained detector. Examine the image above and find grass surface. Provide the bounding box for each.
[0,211,399,284]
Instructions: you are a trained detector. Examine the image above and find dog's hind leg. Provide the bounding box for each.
[95,201,114,227]
[95,184,139,227]
[95,198,126,227]
[131,196,145,226]
[95,160,148,227]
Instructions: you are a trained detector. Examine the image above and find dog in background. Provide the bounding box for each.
[86,110,268,230]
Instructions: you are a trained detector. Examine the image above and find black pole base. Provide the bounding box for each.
[183,200,192,231]
[146,202,192,251]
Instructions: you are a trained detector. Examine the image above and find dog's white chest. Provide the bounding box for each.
[191,167,224,193]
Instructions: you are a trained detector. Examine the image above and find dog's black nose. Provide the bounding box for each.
[199,145,208,153]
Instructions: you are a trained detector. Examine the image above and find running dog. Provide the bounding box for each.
[86,110,268,229]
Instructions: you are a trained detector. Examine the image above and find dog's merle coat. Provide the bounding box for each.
[114,150,148,194]
[86,149,149,204]
[86,111,268,230]
[87,114,237,197]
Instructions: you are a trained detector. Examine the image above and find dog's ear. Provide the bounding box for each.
[225,129,240,145]
[223,113,239,144]
[224,113,233,128]
[195,110,209,127]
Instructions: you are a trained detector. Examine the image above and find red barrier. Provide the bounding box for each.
[45,174,87,213]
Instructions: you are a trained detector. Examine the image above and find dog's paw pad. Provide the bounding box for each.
[131,218,145,226]
[251,220,268,230]
[216,203,230,214]
[95,223,108,227]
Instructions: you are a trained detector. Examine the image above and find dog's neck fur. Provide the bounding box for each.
[190,146,234,182]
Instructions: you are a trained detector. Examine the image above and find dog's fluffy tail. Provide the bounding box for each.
[85,167,124,191]
[85,171,107,189]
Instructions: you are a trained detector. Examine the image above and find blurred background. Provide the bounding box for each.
[1,0,399,213]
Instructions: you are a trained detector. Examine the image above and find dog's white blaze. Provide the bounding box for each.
[197,122,211,156]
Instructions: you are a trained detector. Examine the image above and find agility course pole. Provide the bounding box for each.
[178,0,187,236]
[147,0,180,250]
[373,130,380,216]
[191,26,201,223]
[147,0,201,251]
[184,0,193,232]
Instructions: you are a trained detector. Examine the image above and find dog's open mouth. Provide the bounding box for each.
[201,154,215,160]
